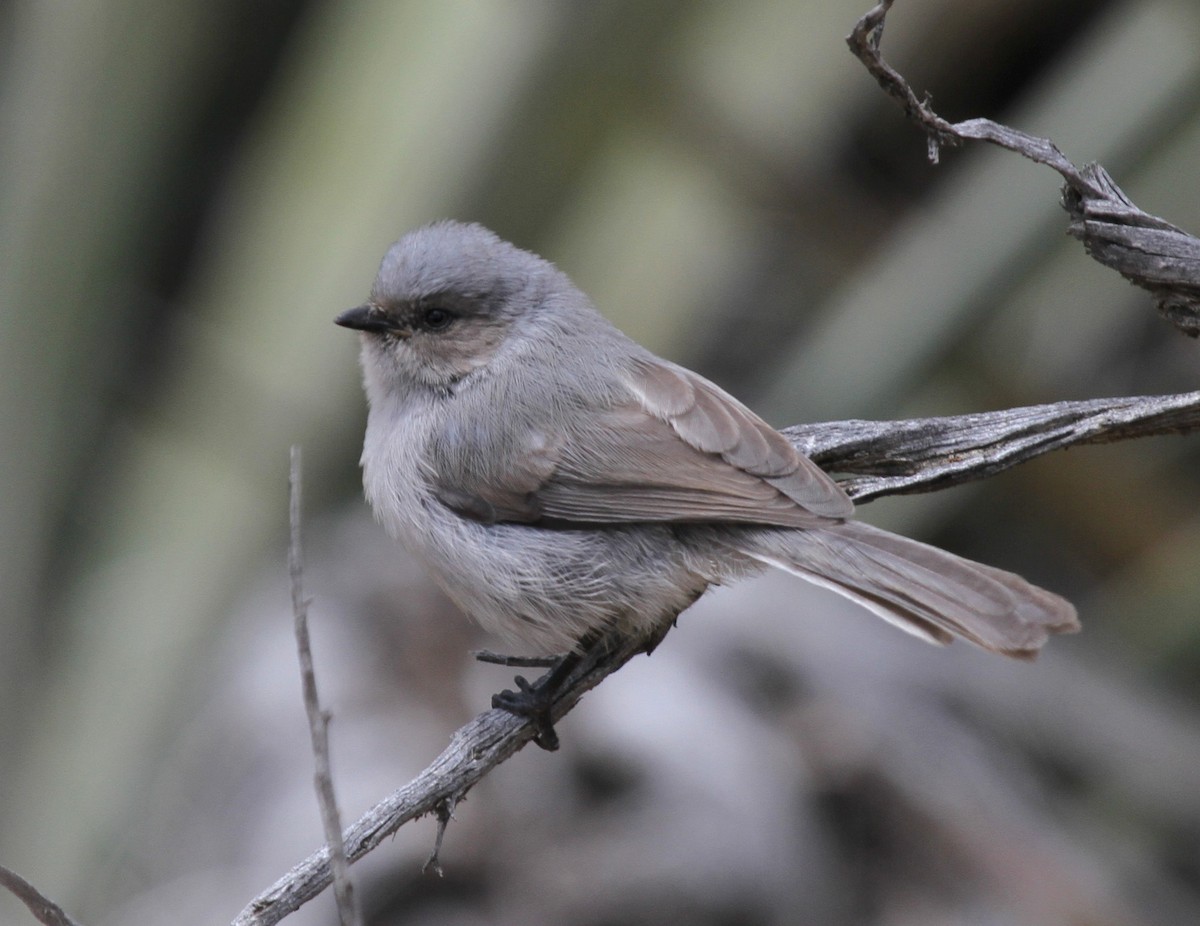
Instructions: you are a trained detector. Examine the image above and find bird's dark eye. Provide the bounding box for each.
[421,307,454,331]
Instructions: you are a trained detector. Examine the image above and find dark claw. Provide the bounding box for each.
[492,676,560,750]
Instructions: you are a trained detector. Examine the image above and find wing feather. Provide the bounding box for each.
[434,355,853,527]
[625,357,853,519]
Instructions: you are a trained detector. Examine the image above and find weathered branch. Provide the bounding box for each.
[234,628,652,926]
[233,390,1200,926]
[847,0,1200,335]
[788,390,1200,500]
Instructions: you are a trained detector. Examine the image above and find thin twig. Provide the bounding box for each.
[845,0,1099,192]
[236,392,1200,926]
[421,795,458,877]
[846,0,1200,335]
[0,864,84,926]
[289,446,359,926]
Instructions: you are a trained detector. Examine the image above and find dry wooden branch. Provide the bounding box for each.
[234,391,1200,926]
[234,625,652,926]
[788,390,1200,500]
[847,0,1200,335]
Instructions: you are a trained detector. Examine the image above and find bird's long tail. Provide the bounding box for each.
[738,520,1079,659]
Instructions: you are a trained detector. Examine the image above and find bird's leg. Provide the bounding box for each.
[490,630,609,751]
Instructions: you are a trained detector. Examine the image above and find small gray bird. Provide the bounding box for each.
[337,221,1077,733]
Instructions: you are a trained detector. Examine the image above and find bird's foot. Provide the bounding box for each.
[487,629,630,751]
[492,673,561,751]
[490,645,590,751]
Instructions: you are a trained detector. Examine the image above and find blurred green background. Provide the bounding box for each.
[3,1,1200,924]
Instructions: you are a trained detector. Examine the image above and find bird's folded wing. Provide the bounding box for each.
[624,357,852,518]
[435,356,853,528]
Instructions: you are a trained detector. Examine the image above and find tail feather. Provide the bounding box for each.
[741,521,1079,659]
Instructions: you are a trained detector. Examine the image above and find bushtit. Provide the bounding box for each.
[338,221,1077,734]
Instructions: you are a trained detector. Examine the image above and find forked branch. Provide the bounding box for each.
[848,0,1200,335]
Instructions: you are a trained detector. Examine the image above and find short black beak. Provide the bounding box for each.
[335,304,403,335]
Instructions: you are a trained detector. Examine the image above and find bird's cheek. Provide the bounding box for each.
[443,329,508,377]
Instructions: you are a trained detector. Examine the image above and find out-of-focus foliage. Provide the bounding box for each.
[2,1,1199,925]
